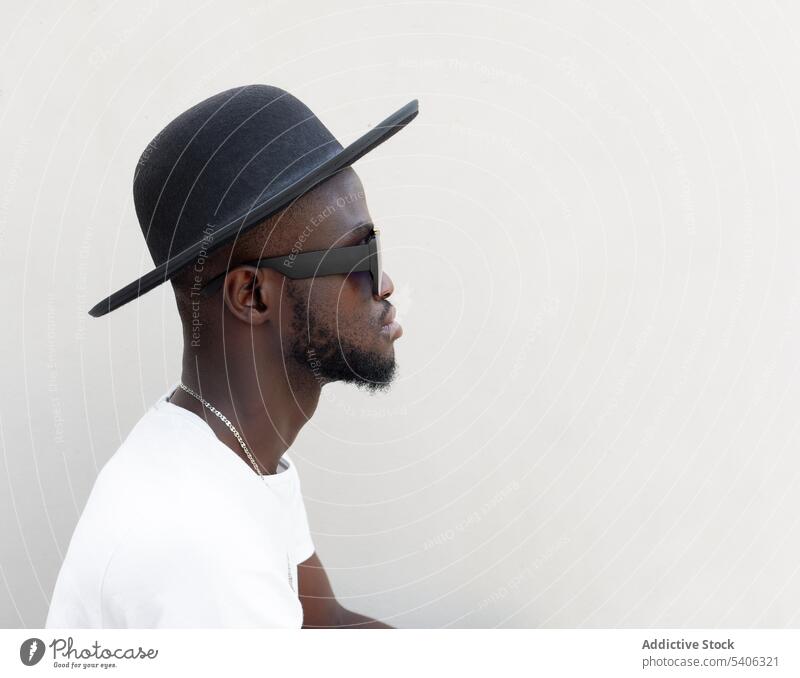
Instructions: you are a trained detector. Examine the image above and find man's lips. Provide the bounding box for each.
[380,306,403,341]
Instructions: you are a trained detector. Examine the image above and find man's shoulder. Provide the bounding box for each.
[116,396,207,457]
[99,398,225,491]
[84,394,306,562]
[78,401,228,538]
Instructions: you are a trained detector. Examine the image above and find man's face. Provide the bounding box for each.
[279,170,401,392]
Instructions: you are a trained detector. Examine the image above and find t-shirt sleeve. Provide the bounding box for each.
[289,458,315,564]
[100,525,297,628]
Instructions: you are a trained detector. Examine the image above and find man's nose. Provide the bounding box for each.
[377,271,394,300]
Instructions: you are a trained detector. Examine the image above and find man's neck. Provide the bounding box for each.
[170,348,321,475]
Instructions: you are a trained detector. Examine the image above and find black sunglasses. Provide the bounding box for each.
[201,227,384,297]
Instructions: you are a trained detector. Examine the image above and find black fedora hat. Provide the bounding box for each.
[89,85,418,317]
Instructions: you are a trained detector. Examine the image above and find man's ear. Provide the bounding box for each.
[222,267,280,325]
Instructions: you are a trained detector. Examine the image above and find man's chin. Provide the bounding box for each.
[296,342,397,392]
[329,348,397,392]
[342,361,397,392]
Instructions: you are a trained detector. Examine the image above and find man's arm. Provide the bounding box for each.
[297,552,393,628]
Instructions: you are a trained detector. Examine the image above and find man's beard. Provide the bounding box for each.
[287,284,396,392]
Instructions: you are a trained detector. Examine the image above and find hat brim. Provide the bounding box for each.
[89,99,419,318]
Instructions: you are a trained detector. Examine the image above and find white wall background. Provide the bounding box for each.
[2,0,800,628]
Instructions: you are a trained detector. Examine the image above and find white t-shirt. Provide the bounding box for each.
[45,387,315,628]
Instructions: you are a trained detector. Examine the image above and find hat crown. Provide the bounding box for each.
[133,85,342,266]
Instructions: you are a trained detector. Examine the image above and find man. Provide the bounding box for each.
[46,85,417,628]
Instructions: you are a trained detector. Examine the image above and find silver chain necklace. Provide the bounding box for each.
[177,382,271,478]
